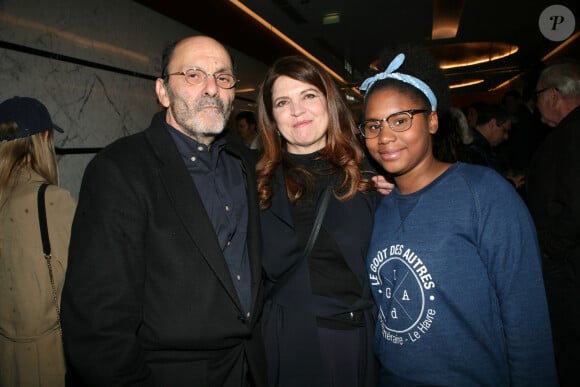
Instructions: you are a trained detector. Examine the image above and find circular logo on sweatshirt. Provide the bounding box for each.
[368,244,437,345]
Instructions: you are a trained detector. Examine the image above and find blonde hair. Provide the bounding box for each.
[0,121,58,208]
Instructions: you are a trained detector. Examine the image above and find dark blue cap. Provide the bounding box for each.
[0,96,64,141]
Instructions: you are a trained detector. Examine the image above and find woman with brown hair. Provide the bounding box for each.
[0,97,76,387]
[256,55,387,387]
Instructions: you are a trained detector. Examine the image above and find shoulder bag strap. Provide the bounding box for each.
[37,183,62,336]
[265,186,332,297]
[302,185,332,259]
[38,184,51,256]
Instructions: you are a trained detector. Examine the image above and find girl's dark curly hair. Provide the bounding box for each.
[362,45,451,117]
[362,45,462,163]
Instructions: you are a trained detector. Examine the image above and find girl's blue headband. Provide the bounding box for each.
[359,53,438,111]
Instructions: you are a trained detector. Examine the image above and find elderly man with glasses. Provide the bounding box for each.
[61,35,267,387]
[526,60,580,387]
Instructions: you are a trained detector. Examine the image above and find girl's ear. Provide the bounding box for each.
[428,111,439,134]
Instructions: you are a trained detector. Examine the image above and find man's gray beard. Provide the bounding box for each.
[171,95,232,139]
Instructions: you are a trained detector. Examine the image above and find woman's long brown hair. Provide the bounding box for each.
[256,55,373,209]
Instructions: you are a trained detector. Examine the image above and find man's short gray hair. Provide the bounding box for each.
[538,61,580,99]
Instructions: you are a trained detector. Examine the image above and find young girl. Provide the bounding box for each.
[359,49,558,386]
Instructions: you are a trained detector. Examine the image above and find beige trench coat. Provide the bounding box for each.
[0,168,76,387]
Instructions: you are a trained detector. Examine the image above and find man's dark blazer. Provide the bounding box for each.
[61,112,266,386]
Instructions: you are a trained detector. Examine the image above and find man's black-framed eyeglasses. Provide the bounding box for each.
[533,86,561,99]
[534,87,550,97]
[359,109,430,138]
[165,68,238,89]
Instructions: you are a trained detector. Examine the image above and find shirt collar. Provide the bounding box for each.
[164,122,226,156]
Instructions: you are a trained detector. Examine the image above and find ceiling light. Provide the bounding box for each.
[432,0,464,40]
[449,79,484,89]
[428,42,519,69]
[542,31,580,61]
[488,74,520,92]
[323,12,340,25]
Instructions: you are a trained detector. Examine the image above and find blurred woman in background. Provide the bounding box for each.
[0,97,76,387]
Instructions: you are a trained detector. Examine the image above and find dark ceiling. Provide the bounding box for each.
[136,0,579,104]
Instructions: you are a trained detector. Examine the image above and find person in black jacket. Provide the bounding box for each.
[464,103,527,189]
[465,103,512,172]
[526,60,580,387]
[61,35,267,387]
[255,55,384,387]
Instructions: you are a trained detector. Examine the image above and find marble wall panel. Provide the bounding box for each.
[0,0,266,198]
